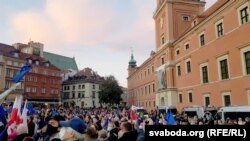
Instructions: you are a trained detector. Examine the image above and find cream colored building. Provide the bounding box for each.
[62,68,104,108]
[0,43,26,102]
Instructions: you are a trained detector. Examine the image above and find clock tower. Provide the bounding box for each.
[154,0,205,51]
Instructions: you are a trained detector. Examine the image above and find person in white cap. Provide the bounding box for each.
[59,117,86,141]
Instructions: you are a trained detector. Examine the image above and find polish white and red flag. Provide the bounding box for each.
[130,105,137,123]
[7,96,23,136]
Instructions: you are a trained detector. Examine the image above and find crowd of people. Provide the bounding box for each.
[0,105,249,141]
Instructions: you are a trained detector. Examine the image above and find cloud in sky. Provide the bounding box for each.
[1,0,217,87]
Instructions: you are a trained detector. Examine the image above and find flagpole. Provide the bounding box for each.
[0,82,21,100]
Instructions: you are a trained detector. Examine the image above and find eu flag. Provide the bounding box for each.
[165,111,176,125]
[13,65,32,83]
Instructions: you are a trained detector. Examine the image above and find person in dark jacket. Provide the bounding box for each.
[28,116,35,136]
[107,121,119,141]
[33,120,47,141]
[118,122,138,141]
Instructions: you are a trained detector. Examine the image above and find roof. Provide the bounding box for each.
[74,67,102,80]
[43,51,78,71]
[63,67,104,84]
[0,43,17,57]
[0,43,60,70]
[178,0,229,40]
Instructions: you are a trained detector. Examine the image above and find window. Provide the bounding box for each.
[240,7,249,24]
[32,87,37,93]
[26,87,30,92]
[177,65,181,76]
[51,89,55,94]
[188,92,193,103]
[34,77,37,82]
[224,95,231,106]
[217,55,230,80]
[6,68,10,77]
[78,85,81,89]
[161,57,165,65]
[73,85,75,90]
[179,94,182,103]
[148,69,150,75]
[185,43,189,50]
[244,51,250,74]
[186,60,191,73]
[93,85,95,89]
[82,91,85,98]
[145,86,147,94]
[202,66,209,83]
[216,22,224,37]
[82,85,85,89]
[183,16,190,21]
[92,91,95,98]
[161,35,165,45]
[78,93,81,98]
[204,95,210,107]
[220,59,229,80]
[176,49,180,56]
[7,61,12,65]
[148,85,151,94]
[153,83,155,92]
[200,33,205,46]
[72,92,75,98]
[41,88,46,94]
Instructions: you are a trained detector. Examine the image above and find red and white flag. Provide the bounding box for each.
[21,99,28,127]
[7,96,22,135]
[130,105,137,123]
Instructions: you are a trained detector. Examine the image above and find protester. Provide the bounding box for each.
[44,115,65,141]
[13,124,30,141]
[58,117,86,141]
[118,122,138,141]
[33,120,47,141]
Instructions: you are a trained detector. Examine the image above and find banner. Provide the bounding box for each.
[145,125,250,141]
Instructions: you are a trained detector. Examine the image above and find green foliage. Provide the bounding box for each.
[98,75,123,105]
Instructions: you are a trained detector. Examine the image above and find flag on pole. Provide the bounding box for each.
[0,104,5,118]
[165,111,176,125]
[27,104,35,115]
[8,96,22,135]
[13,65,32,83]
[130,106,137,123]
[21,99,28,127]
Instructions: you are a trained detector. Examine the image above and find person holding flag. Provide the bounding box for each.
[0,65,32,101]
[165,110,176,125]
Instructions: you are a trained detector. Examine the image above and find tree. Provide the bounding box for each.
[98,75,122,105]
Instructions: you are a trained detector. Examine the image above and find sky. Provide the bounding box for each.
[0,0,217,87]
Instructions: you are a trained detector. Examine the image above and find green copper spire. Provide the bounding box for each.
[129,48,136,68]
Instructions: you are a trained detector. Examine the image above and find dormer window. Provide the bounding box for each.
[28,59,32,64]
[35,60,39,65]
[13,52,19,58]
[45,62,49,67]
